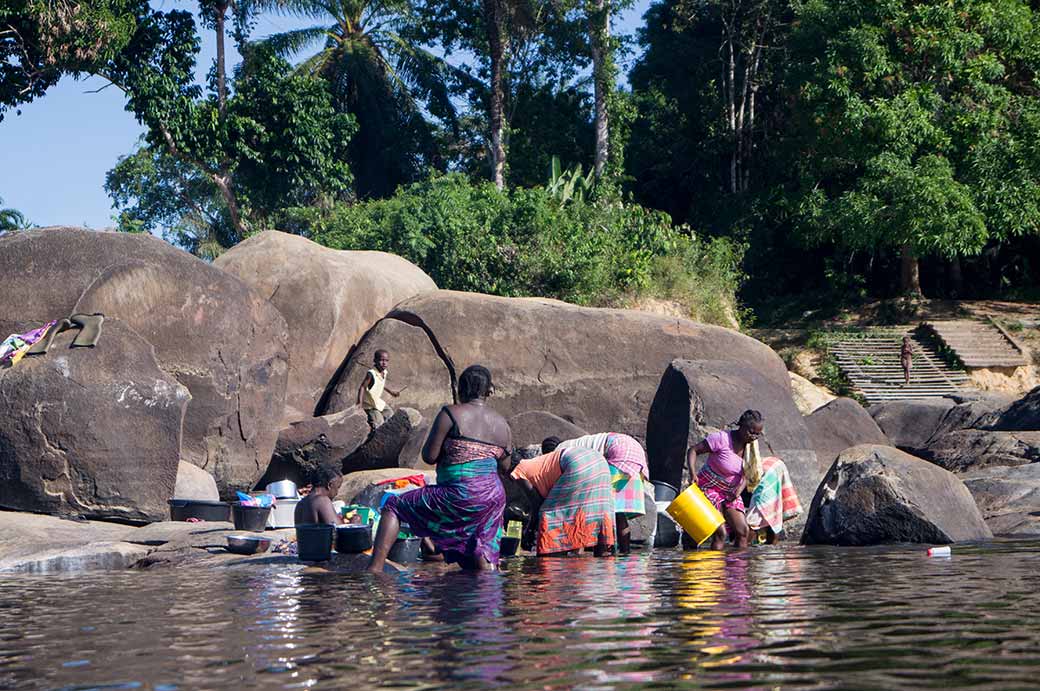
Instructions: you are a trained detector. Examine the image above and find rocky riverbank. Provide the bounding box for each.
[1,227,1038,573]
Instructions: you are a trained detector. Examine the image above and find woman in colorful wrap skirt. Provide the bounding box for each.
[367,365,512,572]
[508,446,616,556]
[555,432,649,553]
[685,410,764,550]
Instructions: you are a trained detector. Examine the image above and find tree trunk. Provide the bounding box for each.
[215,1,228,117]
[211,173,245,240]
[484,0,507,189]
[900,244,922,296]
[949,256,963,297]
[588,0,610,177]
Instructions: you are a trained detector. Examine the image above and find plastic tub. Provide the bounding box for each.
[268,498,299,529]
[232,504,271,532]
[335,524,373,554]
[296,524,334,561]
[666,485,724,546]
[653,481,679,503]
[169,499,231,523]
[388,537,421,564]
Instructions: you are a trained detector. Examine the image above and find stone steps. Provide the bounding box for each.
[824,328,971,404]
[925,319,1028,368]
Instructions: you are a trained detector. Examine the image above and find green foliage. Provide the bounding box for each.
[257,0,468,198]
[0,196,30,231]
[546,155,595,204]
[287,173,742,323]
[103,13,356,252]
[0,0,143,118]
[789,0,1040,260]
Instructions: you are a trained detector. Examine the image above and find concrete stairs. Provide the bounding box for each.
[925,319,1028,369]
[824,327,971,404]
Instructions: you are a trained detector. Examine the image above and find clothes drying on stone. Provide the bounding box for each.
[0,321,57,365]
[512,447,616,555]
[745,456,803,534]
[26,313,105,355]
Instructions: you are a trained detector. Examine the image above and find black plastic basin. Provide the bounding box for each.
[297,523,335,561]
[232,504,271,532]
[335,524,373,554]
[169,499,231,523]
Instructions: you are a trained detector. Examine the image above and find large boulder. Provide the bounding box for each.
[805,398,890,469]
[321,290,790,443]
[0,321,189,521]
[645,359,821,531]
[173,462,219,502]
[990,386,1040,431]
[336,468,435,507]
[343,407,423,472]
[916,429,1040,472]
[0,228,290,497]
[508,411,587,449]
[789,372,836,415]
[259,408,371,488]
[802,444,993,545]
[213,231,436,421]
[963,463,1040,536]
[869,399,956,453]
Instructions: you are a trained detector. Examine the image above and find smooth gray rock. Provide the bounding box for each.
[0,321,189,521]
[990,386,1040,432]
[174,462,219,502]
[508,411,587,449]
[918,429,1040,472]
[343,407,423,472]
[869,399,955,453]
[963,463,1040,536]
[802,444,993,546]
[260,408,371,488]
[0,227,290,498]
[805,397,890,469]
[213,231,435,422]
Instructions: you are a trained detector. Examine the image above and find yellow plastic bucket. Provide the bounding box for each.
[666,484,724,546]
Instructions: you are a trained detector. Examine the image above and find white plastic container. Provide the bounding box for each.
[927,546,952,557]
[268,498,299,529]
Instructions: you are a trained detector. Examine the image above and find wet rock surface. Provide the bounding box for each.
[802,444,993,546]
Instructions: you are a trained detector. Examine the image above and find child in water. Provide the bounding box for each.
[294,464,344,526]
[685,410,764,549]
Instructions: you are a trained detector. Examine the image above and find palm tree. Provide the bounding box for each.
[258,0,467,198]
[0,197,28,231]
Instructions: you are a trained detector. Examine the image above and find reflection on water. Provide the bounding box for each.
[3,540,1040,689]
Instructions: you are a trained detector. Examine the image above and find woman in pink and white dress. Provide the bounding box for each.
[684,410,764,550]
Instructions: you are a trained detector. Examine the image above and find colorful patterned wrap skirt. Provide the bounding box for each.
[608,465,647,517]
[536,448,616,555]
[384,457,506,567]
[695,463,746,514]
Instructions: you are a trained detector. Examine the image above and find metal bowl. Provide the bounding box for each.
[226,535,272,555]
[265,480,298,499]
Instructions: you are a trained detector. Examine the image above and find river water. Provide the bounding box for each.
[3,540,1039,690]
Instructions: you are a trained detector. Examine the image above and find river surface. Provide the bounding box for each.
[2,540,1039,690]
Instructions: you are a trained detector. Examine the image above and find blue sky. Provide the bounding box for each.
[0,0,653,230]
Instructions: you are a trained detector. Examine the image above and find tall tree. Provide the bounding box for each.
[788,0,1040,295]
[103,10,356,249]
[586,0,610,177]
[258,0,464,198]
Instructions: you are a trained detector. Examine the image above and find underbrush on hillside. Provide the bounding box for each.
[280,174,746,327]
